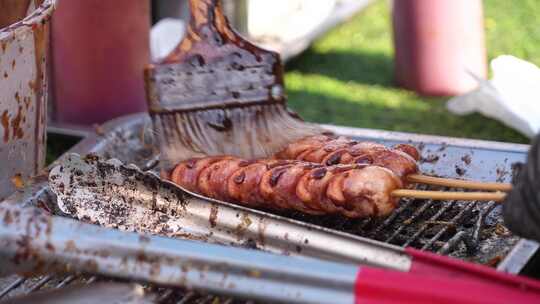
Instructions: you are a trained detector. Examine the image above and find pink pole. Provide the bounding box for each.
[51,0,150,125]
[392,0,487,96]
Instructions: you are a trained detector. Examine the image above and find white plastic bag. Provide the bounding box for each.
[150,18,186,62]
[447,55,540,138]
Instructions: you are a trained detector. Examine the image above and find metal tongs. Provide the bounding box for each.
[2,202,540,303]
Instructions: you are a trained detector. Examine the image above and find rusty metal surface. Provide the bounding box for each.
[0,0,55,201]
[0,203,357,304]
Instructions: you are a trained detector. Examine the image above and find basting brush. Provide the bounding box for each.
[144,0,324,170]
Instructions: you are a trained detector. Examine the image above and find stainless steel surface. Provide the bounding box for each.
[0,113,536,301]
[0,0,55,201]
[48,153,411,271]
[0,203,357,304]
[47,121,94,138]
[497,240,540,274]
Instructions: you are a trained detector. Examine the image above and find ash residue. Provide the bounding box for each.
[455,165,466,176]
[461,154,472,165]
[437,142,448,152]
[421,154,440,164]
[495,167,510,182]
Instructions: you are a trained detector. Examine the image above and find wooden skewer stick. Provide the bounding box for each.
[392,189,506,202]
[407,174,513,192]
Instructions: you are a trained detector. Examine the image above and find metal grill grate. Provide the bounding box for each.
[292,185,508,265]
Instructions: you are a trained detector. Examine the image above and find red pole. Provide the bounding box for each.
[392,0,487,96]
[51,0,150,125]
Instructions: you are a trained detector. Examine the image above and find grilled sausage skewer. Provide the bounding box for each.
[275,135,512,192]
[169,156,404,218]
[168,155,506,219]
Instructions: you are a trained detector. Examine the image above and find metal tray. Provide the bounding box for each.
[1,113,538,301]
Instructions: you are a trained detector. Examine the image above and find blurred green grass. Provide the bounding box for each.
[285,0,540,144]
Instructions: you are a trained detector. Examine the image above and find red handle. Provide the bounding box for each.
[355,266,540,304]
[405,247,540,291]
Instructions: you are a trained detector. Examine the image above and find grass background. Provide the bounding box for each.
[284,0,540,144]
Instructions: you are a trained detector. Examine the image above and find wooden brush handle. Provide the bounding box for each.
[153,0,285,109]
[187,0,231,40]
[163,0,249,63]
[188,0,223,27]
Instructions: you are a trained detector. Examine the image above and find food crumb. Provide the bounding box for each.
[461,154,472,165]
[248,270,261,278]
[421,154,439,164]
[455,165,466,176]
[11,173,24,189]
[495,223,510,236]
[485,256,503,267]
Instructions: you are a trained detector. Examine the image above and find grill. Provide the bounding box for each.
[0,113,537,303]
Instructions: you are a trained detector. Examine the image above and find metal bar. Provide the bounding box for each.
[403,202,454,247]
[421,203,476,251]
[369,199,414,236]
[0,278,26,299]
[55,275,77,289]
[86,277,97,284]
[27,275,53,293]
[497,240,540,273]
[156,288,175,302]
[0,204,357,304]
[47,122,94,139]
[385,199,434,243]
[472,201,497,246]
[438,231,468,255]
[177,291,198,304]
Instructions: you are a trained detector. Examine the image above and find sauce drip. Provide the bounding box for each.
[325,152,343,166]
[355,155,373,165]
[311,168,327,179]
[1,110,9,142]
[269,169,286,187]
[234,171,245,184]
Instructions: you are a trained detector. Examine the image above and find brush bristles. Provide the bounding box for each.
[152,104,325,169]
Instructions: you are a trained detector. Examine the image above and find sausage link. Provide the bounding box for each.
[169,156,403,218]
[274,135,420,178]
